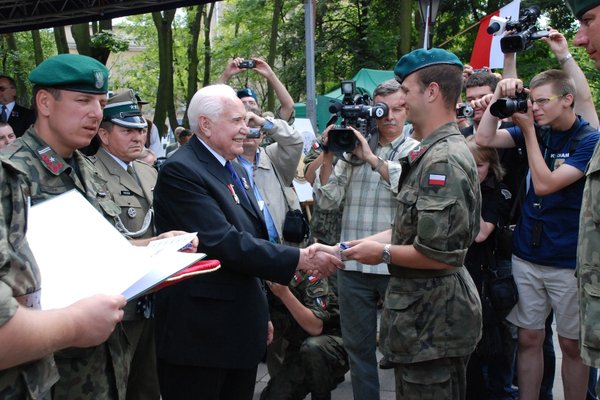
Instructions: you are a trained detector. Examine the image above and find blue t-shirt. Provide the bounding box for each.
[508,116,599,268]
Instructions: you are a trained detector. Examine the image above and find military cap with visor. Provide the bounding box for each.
[565,0,600,19]
[29,54,109,94]
[394,48,463,82]
[103,89,148,129]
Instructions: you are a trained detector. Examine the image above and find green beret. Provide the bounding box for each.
[29,54,109,94]
[394,48,463,82]
[565,0,600,19]
[103,89,147,129]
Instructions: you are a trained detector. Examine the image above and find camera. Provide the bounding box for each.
[489,91,528,119]
[239,59,256,69]
[488,6,549,53]
[456,104,474,119]
[247,127,261,138]
[327,80,389,153]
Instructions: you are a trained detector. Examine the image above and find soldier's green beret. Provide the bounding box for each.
[394,48,463,82]
[565,0,600,19]
[103,89,147,129]
[29,54,109,94]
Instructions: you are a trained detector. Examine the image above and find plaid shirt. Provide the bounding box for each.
[314,134,419,274]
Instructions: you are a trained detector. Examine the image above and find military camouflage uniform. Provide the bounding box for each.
[0,150,59,399]
[379,122,482,399]
[303,142,343,246]
[578,141,600,369]
[1,129,130,400]
[261,272,349,400]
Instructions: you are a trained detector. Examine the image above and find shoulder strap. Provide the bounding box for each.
[569,121,596,154]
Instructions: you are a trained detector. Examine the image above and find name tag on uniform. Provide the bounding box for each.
[121,190,133,196]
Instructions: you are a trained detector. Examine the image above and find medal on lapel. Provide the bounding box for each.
[241,177,250,190]
[227,183,240,205]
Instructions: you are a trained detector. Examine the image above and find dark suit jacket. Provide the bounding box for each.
[153,137,299,369]
[7,104,35,137]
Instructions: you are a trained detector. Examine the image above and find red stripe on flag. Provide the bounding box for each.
[470,10,500,69]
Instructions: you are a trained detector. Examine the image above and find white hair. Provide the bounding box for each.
[188,84,238,133]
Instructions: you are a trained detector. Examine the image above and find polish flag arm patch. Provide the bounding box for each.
[428,174,447,186]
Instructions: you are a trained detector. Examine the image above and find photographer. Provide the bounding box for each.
[312,79,418,399]
[476,72,600,400]
[502,28,599,129]
[235,107,304,245]
[217,57,295,123]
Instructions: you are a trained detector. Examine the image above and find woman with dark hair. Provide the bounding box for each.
[465,136,517,400]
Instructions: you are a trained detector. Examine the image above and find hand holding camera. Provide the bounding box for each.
[489,78,530,119]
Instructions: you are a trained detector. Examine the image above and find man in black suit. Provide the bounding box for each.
[0,75,35,137]
[152,84,343,400]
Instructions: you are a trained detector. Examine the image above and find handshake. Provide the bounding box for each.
[298,242,358,278]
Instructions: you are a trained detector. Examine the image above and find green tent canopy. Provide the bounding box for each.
[294,68,394,134]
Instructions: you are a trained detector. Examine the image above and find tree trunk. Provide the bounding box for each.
[266,0,283,112]
[152,10,177,139]
[31,30,44,65]
[54,27,69,54]
[184,5,203,129]
[71,23,93,56]
[202,3,215,87]
[6,33,28,106]
[399,0,412,57]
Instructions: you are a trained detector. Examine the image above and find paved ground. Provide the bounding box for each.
[253,319,567,400]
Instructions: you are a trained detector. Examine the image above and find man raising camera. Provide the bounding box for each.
[312,79,418,399]
[476,71,600,400]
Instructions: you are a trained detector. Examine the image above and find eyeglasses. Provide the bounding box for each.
[529,95,564,106]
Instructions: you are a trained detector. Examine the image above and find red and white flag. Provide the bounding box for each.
[470,0,521,69]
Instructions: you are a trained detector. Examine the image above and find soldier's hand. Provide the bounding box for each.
[266,280,290,298]
[67,294,126,348]
[343,239,388,265]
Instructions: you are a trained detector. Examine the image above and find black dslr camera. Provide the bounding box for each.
[498,6,549,53]
[327,80,388,153]
[490,91,528,119]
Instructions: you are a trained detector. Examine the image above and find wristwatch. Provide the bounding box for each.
[382,244,391,264]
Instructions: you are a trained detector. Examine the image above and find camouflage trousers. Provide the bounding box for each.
[260,335,349,400]
[52,326,130,400]
[393,356,469,400]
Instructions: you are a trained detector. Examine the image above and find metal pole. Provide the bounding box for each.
[423,4,430,49]
[304,0,317,133]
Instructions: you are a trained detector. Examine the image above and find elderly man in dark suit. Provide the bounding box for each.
[0,75,35,137]
[152,84,342,400]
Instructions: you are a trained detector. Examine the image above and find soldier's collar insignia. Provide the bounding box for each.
[38,147,65,174]
[408,145,428,163]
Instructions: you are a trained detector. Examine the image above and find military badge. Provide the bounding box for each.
[428,173,446,186]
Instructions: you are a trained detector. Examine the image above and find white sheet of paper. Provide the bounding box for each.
[292,178,314,203]
[26,190,205,309]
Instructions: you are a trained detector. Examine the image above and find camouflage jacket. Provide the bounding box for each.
[268,272,341,348]
[0,152,59,399]
[578,141,600,367]
[380,122,482,363]
[0,128,128,399]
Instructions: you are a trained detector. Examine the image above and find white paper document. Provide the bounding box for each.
[26,190,205,310]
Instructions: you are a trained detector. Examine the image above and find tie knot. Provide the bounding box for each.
[127,164,135,176]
